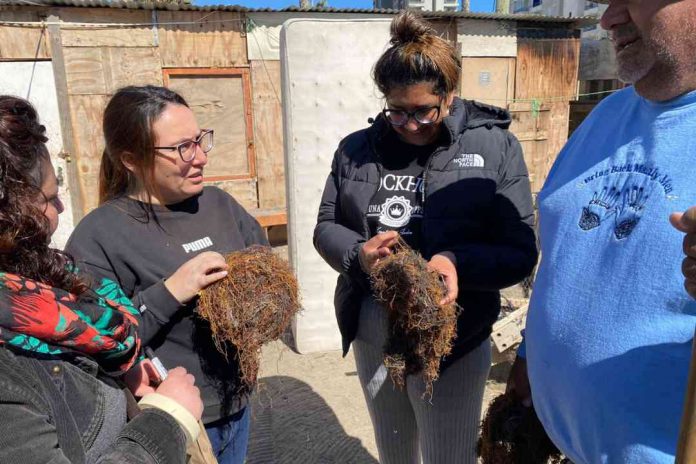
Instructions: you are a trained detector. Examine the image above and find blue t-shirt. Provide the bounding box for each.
[525,87,696,463]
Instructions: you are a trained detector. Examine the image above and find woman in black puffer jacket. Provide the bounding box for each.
[313,12,538,464]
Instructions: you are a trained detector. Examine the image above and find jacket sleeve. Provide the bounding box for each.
[449,132,538,291]
[313,150,370,290]
[66,230,184,346]
[0,381,186,464]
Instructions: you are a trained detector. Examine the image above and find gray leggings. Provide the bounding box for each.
[353,297,491,464]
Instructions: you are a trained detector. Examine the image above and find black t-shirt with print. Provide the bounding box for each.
[367,131,438,251]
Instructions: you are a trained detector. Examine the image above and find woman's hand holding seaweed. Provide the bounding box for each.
[165,251,228,304]
[428,252,458,305]
[359,231,400,273]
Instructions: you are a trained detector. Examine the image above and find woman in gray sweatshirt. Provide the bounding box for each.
[66,85,268,464]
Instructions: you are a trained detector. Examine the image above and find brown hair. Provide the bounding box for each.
[99,85,188,205]
[373,11,460,97]
[0,95,86,294]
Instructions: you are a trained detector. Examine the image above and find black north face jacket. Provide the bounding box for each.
[314,97,538,367]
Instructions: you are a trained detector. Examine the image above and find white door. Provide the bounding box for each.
[0,61,74,249]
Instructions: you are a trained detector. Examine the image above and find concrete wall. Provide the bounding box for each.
[457,19,517,57]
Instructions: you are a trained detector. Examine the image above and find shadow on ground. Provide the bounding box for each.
[247,375,378,464]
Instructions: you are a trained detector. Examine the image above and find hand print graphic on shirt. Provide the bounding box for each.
[613,186,649,240]
[579,187,621,231]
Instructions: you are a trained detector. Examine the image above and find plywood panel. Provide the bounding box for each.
[508,102,551,192]
[461,57,515,106]
[206,179,258,211]
[59,9,155,47]
[157,12,247,68]
[64,47,107,94]
[64,47,162,95]
[515,38,580,100]
[167,73,250,177]
[69,94,108,214]
[251,60,285,210]
[108,47,163,90]
[0,8,51,59]
[514,39,580,192]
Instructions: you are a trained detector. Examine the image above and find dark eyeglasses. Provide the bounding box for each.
[382,105,441,127]
[155,129,214,162]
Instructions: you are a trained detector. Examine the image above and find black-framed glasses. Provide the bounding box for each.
[155,129,214,162]
[382,105,441,127]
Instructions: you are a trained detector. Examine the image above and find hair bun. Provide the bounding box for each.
[390,11,435,46]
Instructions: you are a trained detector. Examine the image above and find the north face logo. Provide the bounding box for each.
[453,153,485,168]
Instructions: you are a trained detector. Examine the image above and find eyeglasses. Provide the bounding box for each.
[155,129,214,162]
[382,104,441,127]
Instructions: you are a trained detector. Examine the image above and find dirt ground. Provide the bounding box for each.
[245,338,511,464]
[246,242,517,463]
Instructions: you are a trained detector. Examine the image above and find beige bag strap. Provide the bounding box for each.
[185,421,217,464]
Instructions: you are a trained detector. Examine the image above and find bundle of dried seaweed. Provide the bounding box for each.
[478,392,564,464]
[198,246,301,390]
[370,238,459,396]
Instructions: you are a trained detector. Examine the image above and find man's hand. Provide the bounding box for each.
[358,231,400,273]
[670,207,696,299]
[427,252,458,305]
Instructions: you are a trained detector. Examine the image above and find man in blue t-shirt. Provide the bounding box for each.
[507,0,696,462]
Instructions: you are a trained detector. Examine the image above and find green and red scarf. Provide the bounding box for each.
[0,272,141,375]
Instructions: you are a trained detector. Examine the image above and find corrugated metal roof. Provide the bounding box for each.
[0,0,596,26]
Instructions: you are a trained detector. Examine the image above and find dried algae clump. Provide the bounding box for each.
[369,238,459,396]
[198,246,301,390]
[478,392,564,464]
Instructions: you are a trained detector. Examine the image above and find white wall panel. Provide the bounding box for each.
[281,19,391,353]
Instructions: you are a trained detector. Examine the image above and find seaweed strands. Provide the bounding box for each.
[369,238,459,396]
[477,392,564,464]
[198,246,301,390]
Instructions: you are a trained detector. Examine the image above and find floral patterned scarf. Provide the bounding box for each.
[0,272,141,375]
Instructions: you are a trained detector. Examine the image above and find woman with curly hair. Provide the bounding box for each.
[0,95,203,463]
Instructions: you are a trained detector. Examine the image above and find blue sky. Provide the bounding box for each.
[194,0,495,11]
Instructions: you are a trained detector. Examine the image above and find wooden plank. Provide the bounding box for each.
[251,60,285,211]
[64,47,107,94]
[107,47,163,91]
[46,15,84,221]
[460,57,516,107]
[64,47,163,95]
[509,105,552,193]
[157,11,247,68]
[492,305,528,353]
[68,94,109,214]
[0,8,51,59]
[59,9,155,47]
[250,209,287,228]
[514,39,579,192]
[206,178,258,211]
[166,70,252,177]
[515,38,580,100]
